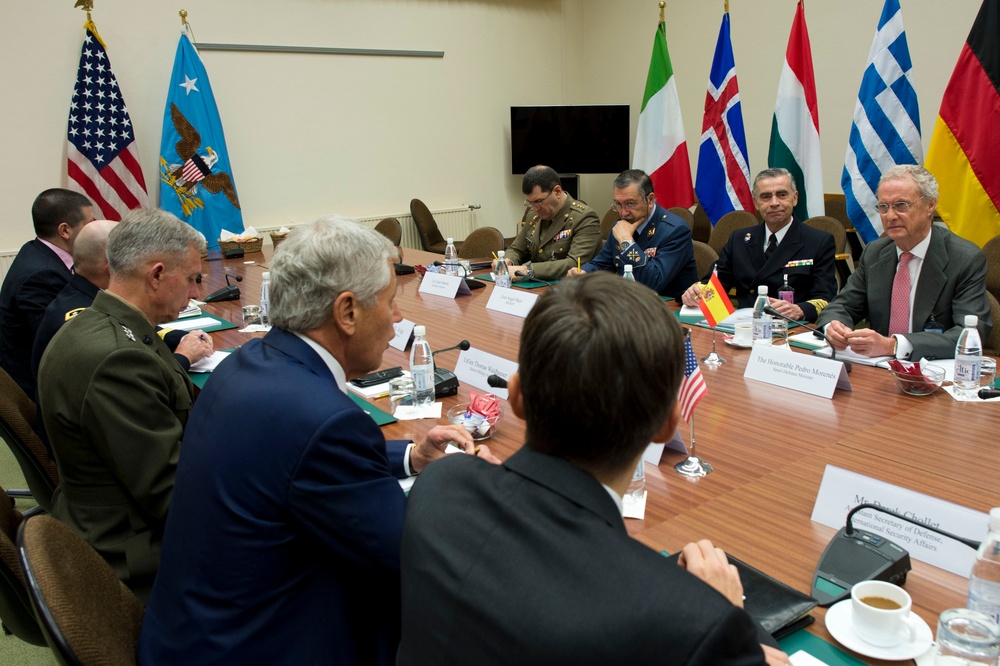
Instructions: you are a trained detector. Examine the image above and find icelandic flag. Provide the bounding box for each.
[841,0,922,243]
[695,12,753,226]
[159,25,243,244]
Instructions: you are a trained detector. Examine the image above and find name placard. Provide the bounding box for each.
[743,345,851,398]
[485,287,539,318]
[389,319,415,351]
[418,272,471,299]
[642,429,688,465]
[454,348,518,400]
[811,465,988,577]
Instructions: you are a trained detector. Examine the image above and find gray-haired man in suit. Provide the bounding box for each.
[817,165,990,359]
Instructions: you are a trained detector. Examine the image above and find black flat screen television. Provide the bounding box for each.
[510,105,630,175]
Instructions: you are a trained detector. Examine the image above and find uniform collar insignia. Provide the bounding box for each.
[122,325,135,341]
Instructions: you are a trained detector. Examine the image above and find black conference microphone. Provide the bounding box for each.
[487,374,508,389]
[763,305,852,373]
[432,340,471,357]
[204,274,242,303]
[979,388,1000,400]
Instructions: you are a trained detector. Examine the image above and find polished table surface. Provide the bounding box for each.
[196,246,1000,665]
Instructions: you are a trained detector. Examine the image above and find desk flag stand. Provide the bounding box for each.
[701,328,726,366]
[675,415,713,478]
[675,330,713,477]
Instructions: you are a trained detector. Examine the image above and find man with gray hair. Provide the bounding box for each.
[817,165,991,358]
[139,216,493,664]
[38,207,209,602]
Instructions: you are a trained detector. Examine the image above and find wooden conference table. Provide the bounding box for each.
[199,246,1000,665]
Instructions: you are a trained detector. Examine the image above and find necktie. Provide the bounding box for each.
[888,252,914,335]
[764,233,777,261]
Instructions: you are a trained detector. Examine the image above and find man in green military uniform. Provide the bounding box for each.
[499,165,601,282]
[37,208,207,603]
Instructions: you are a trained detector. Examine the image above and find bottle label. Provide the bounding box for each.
[778,289,794,304]
[412,366,434,391]
[752,317,772,343]
[955,358,982,383]
[495,273,511,289]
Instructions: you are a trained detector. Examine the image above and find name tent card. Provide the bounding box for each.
[642,429,688,465]
[743,345,851,398]
[485,287,539,319]
[418,272,472,299]
[389,319,415,351]
[454,349,518,400]
[811,465,988,577]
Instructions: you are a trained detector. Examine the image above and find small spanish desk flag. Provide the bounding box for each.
[697,272,735,327]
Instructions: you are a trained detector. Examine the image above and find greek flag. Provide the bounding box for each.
[841,0,921,243]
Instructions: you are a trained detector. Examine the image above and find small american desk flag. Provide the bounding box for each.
[679,333,706,422]
[66,22,148,219]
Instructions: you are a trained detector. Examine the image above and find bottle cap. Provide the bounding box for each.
[624,264,633,271]
[758,285,768,294]
[990,507,1000,533]
[498,250,505,258]
[262,272,270,280]
[414,325,426,336]
[447,237,454,244]
[965,314,979,328]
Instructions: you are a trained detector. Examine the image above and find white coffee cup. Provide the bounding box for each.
[850,580,921,648]
[733,322,753,345]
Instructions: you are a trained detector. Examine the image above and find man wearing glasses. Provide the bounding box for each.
[567,169,696,298]
[500,165,601,282]
[817,165,990,359]
[680,168,837,322]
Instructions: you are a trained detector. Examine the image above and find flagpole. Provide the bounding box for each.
[675,413,713,477]
[179,9,188,25]
[701,326,726,366]
[74,0,93,22]
[659,1,665,23]
[724,0,729,14]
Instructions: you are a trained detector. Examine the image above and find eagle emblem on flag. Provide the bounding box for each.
[161,103,240,216]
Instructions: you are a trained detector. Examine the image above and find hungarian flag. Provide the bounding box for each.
[698,272,735,327]
[924,0,1000,247]
[768,1,823,221]
[633,21,694,209]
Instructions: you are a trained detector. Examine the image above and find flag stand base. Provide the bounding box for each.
[675,456,713,477]
[701,327,726,366]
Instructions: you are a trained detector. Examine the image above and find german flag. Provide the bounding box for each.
[924,0,1000,247]
[698,272,735,327]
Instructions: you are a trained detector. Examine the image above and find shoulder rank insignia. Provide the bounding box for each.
[744,232,752,243]
[63,307,86,322]
[571,201,586,210]
[121,325,135,342]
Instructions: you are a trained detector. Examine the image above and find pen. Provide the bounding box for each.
[577,257,581,271]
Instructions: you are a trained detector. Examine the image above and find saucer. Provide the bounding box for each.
[723,335,753,349]
[825,599,934,661]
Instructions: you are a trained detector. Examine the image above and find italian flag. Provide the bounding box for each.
[767,1,823,221]
[924,0,1000,247]
[633,21,694,209]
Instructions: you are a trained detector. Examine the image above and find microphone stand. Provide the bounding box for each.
[763,305,852,372]
[674,413,713,478]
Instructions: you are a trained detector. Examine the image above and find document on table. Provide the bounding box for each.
[189,351,231,373]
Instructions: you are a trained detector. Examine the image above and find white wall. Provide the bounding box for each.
[0,1,982,250]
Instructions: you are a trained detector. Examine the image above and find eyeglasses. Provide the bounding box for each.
[875,197,926,215]
[523,190,554,209]
[612,199,645,213]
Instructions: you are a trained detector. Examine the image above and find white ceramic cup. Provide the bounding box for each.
[850,580,921,648]
[733,322,753,345]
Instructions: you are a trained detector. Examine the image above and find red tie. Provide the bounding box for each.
[888,252,914,335]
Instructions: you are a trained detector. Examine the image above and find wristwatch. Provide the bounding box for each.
[618,240,633,253]
[524,262,536,280]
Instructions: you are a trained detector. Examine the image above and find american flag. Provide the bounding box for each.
[66,23,148,220]
[678,333,707,422]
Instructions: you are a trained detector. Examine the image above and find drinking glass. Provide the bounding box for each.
[935,608,1000,665]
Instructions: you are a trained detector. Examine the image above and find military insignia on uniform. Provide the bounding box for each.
[645,247,657,258]
[555,230,572,241]
[627,247,642,263]
[647,226,655,237]
[744,232,752,243]
[63,307,86,322]
[122,325,135,341]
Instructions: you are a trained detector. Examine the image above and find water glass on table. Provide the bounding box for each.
[241,305,262,329]
[934,608,1000,665]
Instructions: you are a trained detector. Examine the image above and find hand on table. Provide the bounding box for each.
[175,330,214,364]
[824,321,852,351]
[566,267,585,278]
[681,283,704,307]
[677,539,744,608]
[845,328,896,357]
[409,424,500,472]
[761,644,791,666]
[766,297,804,323]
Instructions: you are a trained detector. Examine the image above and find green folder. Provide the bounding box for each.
[778,629,865,665]
[348,393,396,426]
[475,273,553,290]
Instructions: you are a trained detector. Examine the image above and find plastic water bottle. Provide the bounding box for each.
[443,238,459,277]
[626,458,645,504]
[968,507,1000,624]
[752,285,772,346]
[495,250,512,289]
[778,273,794,304]
[623,264,636,282]
[409,326,435,406]
[260,271,271,327]
[955,315,983,397]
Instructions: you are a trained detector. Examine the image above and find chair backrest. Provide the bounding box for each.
[374,217,402,246]
[690,203,713,244]
[804,215,848,254]
[599,207,618,243]
[692,241,719,282]
[409,199,447,253]
[0,483,45,646]
[708,210,757,255]
[0,369,59,513]
[824,198,854,231]
[18,515,144,666]
[982,234,1000,304]
[459,227,505,259]
[986,292,1000,356]
[667,206,695,229]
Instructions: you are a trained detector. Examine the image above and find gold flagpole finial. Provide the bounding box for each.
[724,0,729,14]
[74,0,93,23]
[179,9,188,25]
[658,1,665,24]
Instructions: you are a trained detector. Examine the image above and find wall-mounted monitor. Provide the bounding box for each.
[510,105,630,175]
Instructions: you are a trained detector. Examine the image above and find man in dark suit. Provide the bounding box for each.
[567,169,697,298]
[38,208,211,603]
[0,188,94,395]
[681,168,837,322]
[398,272,787,666]
[817,165,991,359]
[138,217,496,665]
